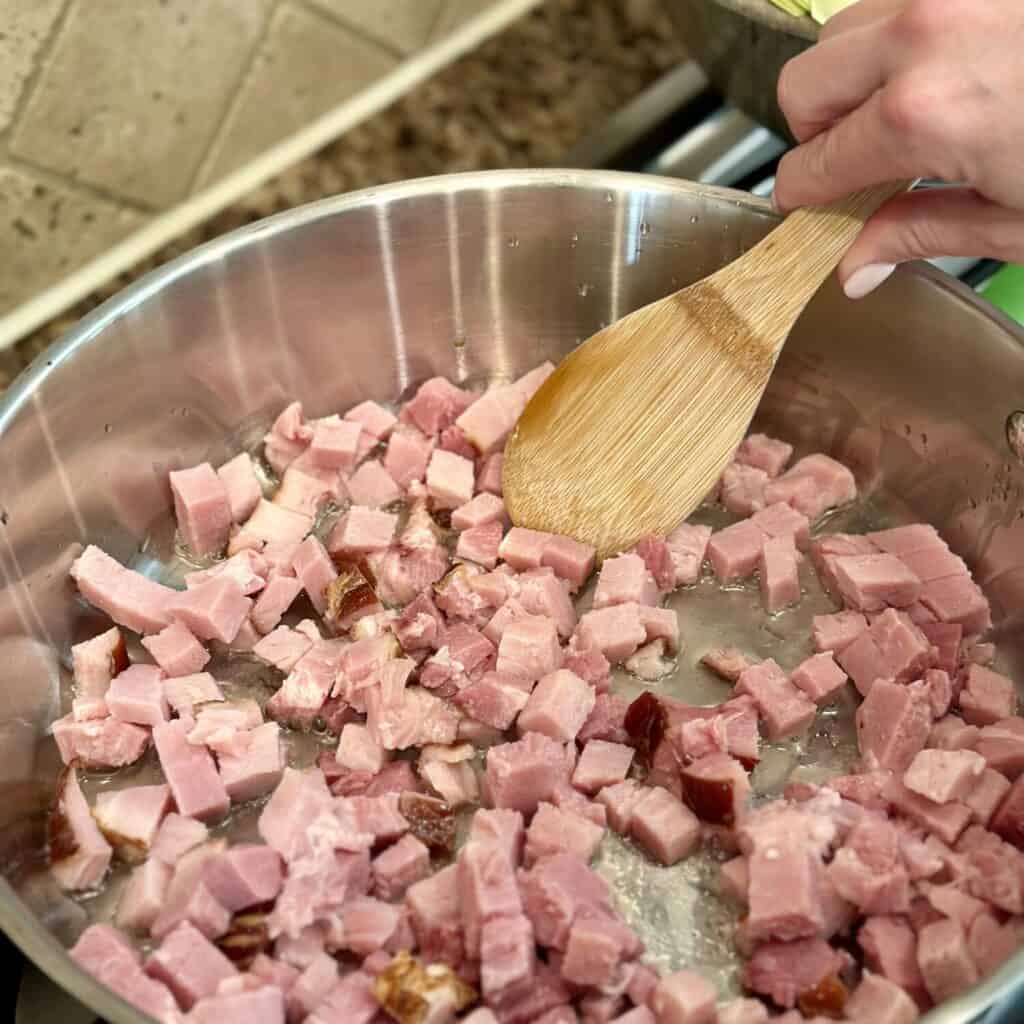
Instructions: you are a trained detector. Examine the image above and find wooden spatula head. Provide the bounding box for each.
[503,182,911,559]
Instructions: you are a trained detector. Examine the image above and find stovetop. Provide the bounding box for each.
[8,61,1014,1024]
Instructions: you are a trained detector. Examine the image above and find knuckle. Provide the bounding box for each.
[894,0,947,42]
[877,77,934,137]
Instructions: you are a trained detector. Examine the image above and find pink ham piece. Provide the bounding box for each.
[959,664,1016,726]
[163,671,223,716]
[708,519,765,583]
[142,621,210,677]
[249,575,303,635]
[310,415,361,470]
[717,1000,768,1024]
[480,913,535,999]
[790,653,848,704]
[190,987,285,1024]
[916,918,978,1004]
[202,844,282,912]
[457,521,504,570]
[631,534,676,591]
[71,626,127,698]
[453,492,508,530]
[329,506,397,557]
[168,576,252,645]
[345,460,400,508]
[883,776,971,845]
[918,573,991,635]
[629,786,701,866]
[384,425,434,488]
[337,722,387,774]
[574,603,647,664]
[117,857,171,932]
[469,807,525,865]
[518,669,596,742]
[106,664,169,727]
[680,753,751,826]
[92,783,171,861]
[830,553,921,613]
[50,766,112,891]
[153,720,230,822]
[499,527,549,571]
[700,647,755,683]
[743,936,843,1009]
[455,364,553,455]
[518,569,577,639]
[477,452,504,495]
[264,402,312,474]
[751,501,811,548]
[458,838,523,959]
[837,608,932,697]
[404,377,475,436]
[291,535,337,615]
[857,680,932,774]
[859,916,928,1008]
[763,453,856,520]
[572,740,634,795]
[593,554,662,610]
[372,833,430,900]
[991,774,1024,849]
[407,863,464,966]
[760,534,800,613]
[903,749,985,805]
[598,779,645,834]
[736,659,816,740]
[524,801,604,865]
[666,523,711,586]
[217,453,263,524]
[340,897,401,955]
[290,951,338,1019]
[827,816,909,916]
[170,463,233,557]
[70,924,182,1024]
[485,732,568,815]
[51,714,150,769]
[845,972,919,1024]
[426,449,475,509]
[455,672,530,730]
[720,461,769,517]
[267,638,343,730]
[735,433,793,476]
[929,715,980,753]
[651,970,716,1024]
[229,499,311,568]
[974,717,1024,778]
[71,545,175,635]
[812,610,868,654]
[145,919,237,1009]
[345,399,397,440]
[305,971,379,1024]
[150,813,208,864]
[218,722,284,802]
[963,767,1011,826]
[496,615,562,680]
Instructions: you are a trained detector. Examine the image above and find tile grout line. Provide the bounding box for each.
[292,0,409,60]
[185,0,290,198]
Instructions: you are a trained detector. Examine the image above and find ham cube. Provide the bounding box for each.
[716,1000,767,1024]
[373,833,430,900]
[856,680,932,774]
[718,857,749,905]
[720,461,769,517]
[345,399,397,440]
[70,545,175,635]
[394,592,444,651]
[736,659,816,740]
[790,653,847,704]
[142,621,210,678]
[250,575,303,635]
[345,460,400,509]
[991,775,1024,849]
[93,784,171,862]
[838,609,932,697]
[202,844,283,912]
[453,492,508,531]
[916,918,977,1004]
[457,521,504,570]
[384,425,434,488]
[629,786,701,866]
[291,535,337,616]
[340,897,401,955]
[455,673,530,730]
[593,554,662,610]
[151,813,208,864]
[264,402,312,474]
[427,449,475,509]
[974,717,1024,778]
[680,753,751,826]
[967,912,1018,977]
[496,615,562,680]
[145,919,237,1009]
[859,916,928,1007]
[844,972,919,1024]
[337,723,387,774]
[519,852,615,950]
[51,714,149,770]
[573,740,634,795]
[273,461,339,518]
[485,732,568,815]
[883,776,971,845]
[919,622,962,674]
[811,610,868,654]
[763,453,856,520]
[499,527,550,570]
[963,768,1011,826]
[153,720,230,822]
[700,647,755,683]
[169,576,252,644]
[746,836,827,943]
[751,501,810,549]
[230,499,311,567]
[456,385,523,456]
[106,664,169,727]
[959,664,1016,726]
[117,857,171,932]
[666,523,711,586]
[50,766,112,891]
[170,463,233,557]
[477,452,504,495]
[163,671,223,716]
[831,553,921,612]
[306,971,378,1024]
[404,377,475,436]
[736,433,793,477]
[407,863,464,966]
[70,925,181,1023]
[929,715,980,752]
[468,807,526,866]
[518,570,577,639]
[561,915,632,988]
[574,603,647,664]
[630,535,676,591]
[459,839,523,958]
[421,760,479,808]
[827,817,909,917]
[481,913,535,999]
[525,801,605,864]
[708,519,765,582]
[518,669,596,742]
[651,970,716,1024]
[218,722,284,802]
[190,987,285,1024]
[598,779,645,834]
[71,626,127,698]
[919,574,991,635]
[904,749,985,805]
[310,416,362,470]
[759,534,800,613]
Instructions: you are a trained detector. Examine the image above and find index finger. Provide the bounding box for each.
[818,0,906,40]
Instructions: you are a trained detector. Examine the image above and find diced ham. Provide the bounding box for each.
[373,833,431,901]
[751,501,811,549]
[426,449,475,510]
[219,722,284,802]
[455,369,545,456]
[904,749,985,805]
[991,774,1024,849]
[170,463,233,557]
[830,554,921,613]
[497,615,562,680]
[565,648,613,696]
[403,377,475,436]
[517,569,577,639]
[249,576,303,636]
[190,987,285,1024]
[919,622,962,674]
[142,621,210,678]
[455,672,530,730]
[310,416,362,471]
[266,639,343,730]
[264,402,312,474]
[499,527,549,571]
[168,576,253,645]
[629,786,701,866]
[916,918,977,1004]
[959,664,1016,726]
[406,863,464,966]
[963,768,1011,826]
[153,719,230,822]
[720,461,769,517]
[146,919,237,1009]
[827,816,909,916]
[746,837,827,943]
[679,752,751,826]
[812,610,868,654]
[163,671,224,716]
[49,766,112,891]
[345,399,397,441]
[481,913,536,999]
[665,523,711,586]
[422,759,479,808]
[718,856,749,905]
[70,925,182,1024]
[518,852,615,950]
[51,714,150,769]
[716,999,768,1024]
[790,652,848,704]
[93,784,171,862]
[72,696,108,720]
[857,681,933,774]
[384,425,434,489]
[201,844,282,914]
[229,499,312,568]
[525,801,604,865]
[918,574,991,635]
[736,433,793,477]
[305,970,378,1024]
[845,972,919,1024]
[708,520,765,583]
[288,535,335,616]
[763,453,856,520]
[343,460,398,509]
[838,609,932,697]
[974,717,1024,779]
[457,521,504,570]
[574,603,647,664]
[967,912,1019,978]
[518,669,595,742]
[742,936,843,1009]
[336,723,387,775]
[736,659,816,740]
[883,776,971,845]
[71,626,128,698]
[394,592,444,651]
[542,536,597,592]
[760,534,800,613]
[700,647,754,683]
[477,452,504,495]
[273,458,341,518]
[573,740,634,795]
[469,807,526,866]
[71,545,175,635]
[629,535,676,592]
[859,916,928,1008]
[593,554,662,610]
[117,857,172,932]
[105,664,168,727]
[485,732,568,815]
[651,970,716,1024]
[929,714,980,752]
[453,492,508,531]
[339,896,401,955]
[151,813,208,864]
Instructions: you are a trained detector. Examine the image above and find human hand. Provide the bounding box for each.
[773,0,1024,298]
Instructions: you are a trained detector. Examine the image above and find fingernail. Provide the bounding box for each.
[770,189,781,214]
[843,262,896,300]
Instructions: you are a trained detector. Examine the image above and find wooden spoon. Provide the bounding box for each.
[502,181,911,559]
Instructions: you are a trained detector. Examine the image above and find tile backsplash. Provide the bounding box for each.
[0,0,502,318]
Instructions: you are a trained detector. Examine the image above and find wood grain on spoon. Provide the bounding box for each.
[503,181,912,559]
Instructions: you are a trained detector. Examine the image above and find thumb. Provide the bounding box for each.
[840,188,1024,299]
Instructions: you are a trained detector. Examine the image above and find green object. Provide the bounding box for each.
[979,264,1024,326]
[810,0,860,23]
